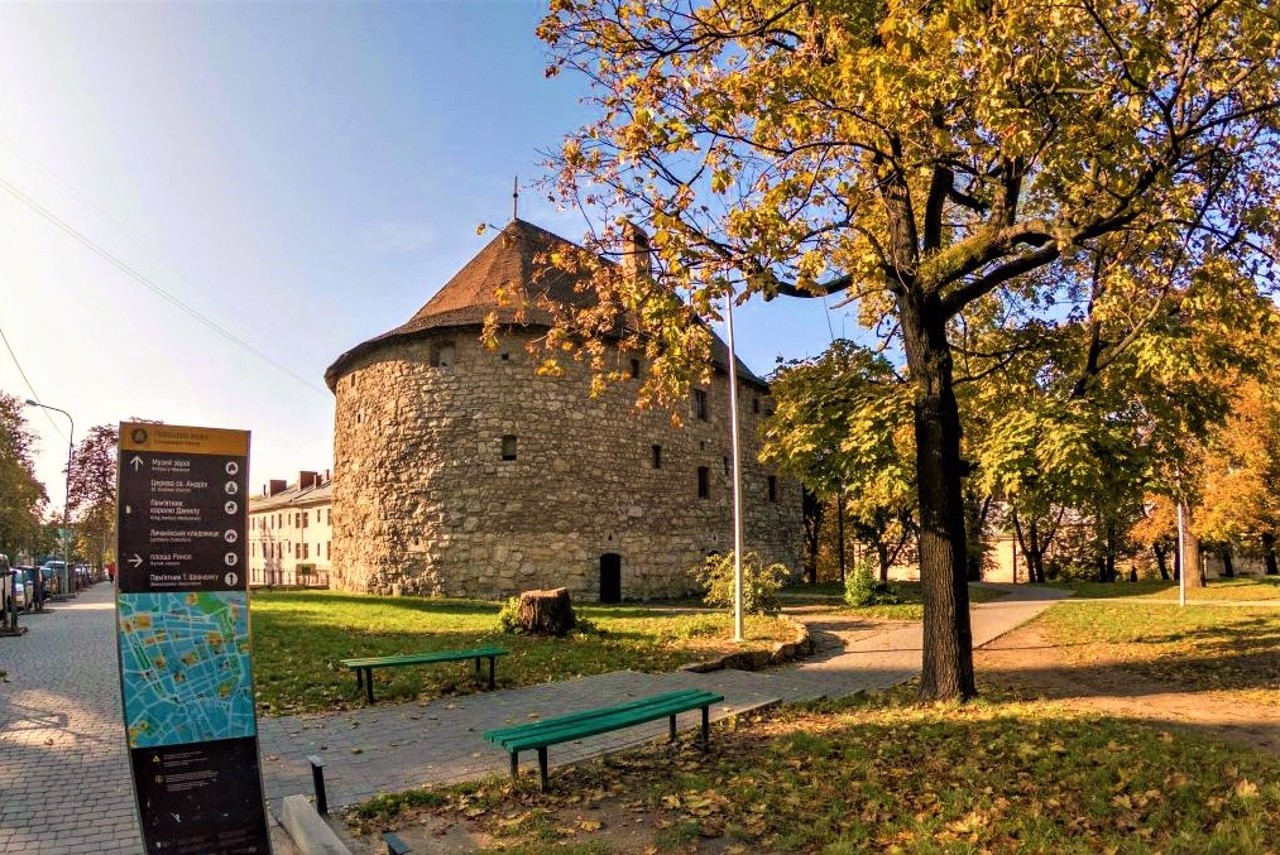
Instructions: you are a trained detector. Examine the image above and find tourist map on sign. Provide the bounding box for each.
[118,591,255,748]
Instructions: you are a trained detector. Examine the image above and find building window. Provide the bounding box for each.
[753,397,760,414]
[326,542,331,560]
[651,444,662,469]
[303,511,309,528]
[501,435,518,461]
[723,456,731,477]
[303,543,309,559]
[768,475,778,502]
[430,341,456,368]
[693,388,708,421]
[629,358,641,379]
[697,466,710,499]
[500,351,510,361]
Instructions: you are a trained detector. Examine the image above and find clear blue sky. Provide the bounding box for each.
[0,1,847,509]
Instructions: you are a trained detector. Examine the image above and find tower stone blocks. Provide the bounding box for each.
[327,221,802,600]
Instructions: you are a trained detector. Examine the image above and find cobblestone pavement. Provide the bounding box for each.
[1,582,1066,854]
[0,585,142,855]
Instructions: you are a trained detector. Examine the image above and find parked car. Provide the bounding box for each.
[41,560,67,595]
[11,566,35,611]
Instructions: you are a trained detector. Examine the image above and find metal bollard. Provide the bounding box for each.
[307,754,328,816]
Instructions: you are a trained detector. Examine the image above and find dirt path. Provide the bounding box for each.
[975,622,1280,755]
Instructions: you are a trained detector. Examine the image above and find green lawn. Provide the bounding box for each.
[1036,599,1280,706]
[249,590,794,715]
[783,580,1007,620]
[349,687,1280,854]
[1052,574,1280,601]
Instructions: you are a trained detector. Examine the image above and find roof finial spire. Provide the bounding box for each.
[512,175,519,221]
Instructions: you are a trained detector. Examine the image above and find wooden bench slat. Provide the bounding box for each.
[491,694,722,752]
[340,647,509,703]
[482,689,724,790]
[341,647,507,668]
[483,690,699,743]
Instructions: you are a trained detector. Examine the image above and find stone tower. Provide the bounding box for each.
[325,219,802,600]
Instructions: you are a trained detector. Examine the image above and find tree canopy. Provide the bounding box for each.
[536,0,1280,699]
[0,392,47,560]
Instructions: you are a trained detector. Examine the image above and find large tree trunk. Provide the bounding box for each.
[1180,506,1206,588]
[516,588,577,636]
[1262,532,1279,576]
[801,488,822,584]
[901,294,975,702]
[1220,545,1235,577]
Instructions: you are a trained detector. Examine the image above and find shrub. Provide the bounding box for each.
[844,558,902,607]
[496,597,522,634]
[690,551,789,616]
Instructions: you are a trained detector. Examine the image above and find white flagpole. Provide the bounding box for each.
[726,289,745,642]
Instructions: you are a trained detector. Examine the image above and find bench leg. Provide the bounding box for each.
[509,751,519,781]
[488,656,496,690]
[355,669,363,694]
[537,747,549,792]
[668,713,677,742]
[365,668,375,705]
[700,705,710,749]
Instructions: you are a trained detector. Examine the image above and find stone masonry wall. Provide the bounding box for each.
[330,328,803,600]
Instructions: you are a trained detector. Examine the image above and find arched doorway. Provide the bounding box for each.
[599,553,621,604]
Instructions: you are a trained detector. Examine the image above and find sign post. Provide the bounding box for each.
[116,422,270,854]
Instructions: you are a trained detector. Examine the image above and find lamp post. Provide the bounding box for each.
[724,290,745,643]
[25,400,74,599]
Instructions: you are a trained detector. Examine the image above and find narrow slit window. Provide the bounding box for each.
[501,435,518,461]
[697,466,710,499]
[651,444,662,469]
[630,357,641,378]
[693,388,708,421]
[767,475,778,502]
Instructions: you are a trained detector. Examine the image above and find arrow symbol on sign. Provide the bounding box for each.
[130,455,143,471]
[128,554,143,568]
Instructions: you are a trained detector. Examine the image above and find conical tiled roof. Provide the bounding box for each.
[325,219,765,390]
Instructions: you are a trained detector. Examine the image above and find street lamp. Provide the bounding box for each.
[724,290,745,643]
[25,400,74,599]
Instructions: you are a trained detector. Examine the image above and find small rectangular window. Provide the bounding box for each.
[651,444,662,469]
[694,388,708,421]
[723,456,731,477]
[753,397,760,414]
[326,542,331,559]
[501,434,518,461]
[630,358,641,378]
[303,511,309,528]
[697,466,710,499]
[768,475,778,502]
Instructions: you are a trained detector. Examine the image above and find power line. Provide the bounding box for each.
[0,173,329,396]
[0,320,67,441]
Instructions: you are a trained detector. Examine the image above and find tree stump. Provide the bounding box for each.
[516,587,577,636]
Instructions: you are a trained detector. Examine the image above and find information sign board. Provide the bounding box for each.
[116,422,271,854]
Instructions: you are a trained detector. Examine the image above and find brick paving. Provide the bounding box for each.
[0,581,1066,854]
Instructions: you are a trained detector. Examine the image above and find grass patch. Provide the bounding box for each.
[1053,575,1280,601]
[782,580,1006,619]
[351,688,1280,854]
[249,590,794,715]
[1038,601,1280,705]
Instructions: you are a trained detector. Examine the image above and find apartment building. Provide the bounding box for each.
[247,470,333,587]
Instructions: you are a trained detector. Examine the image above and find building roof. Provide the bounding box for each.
[248,479,332,513]
[324,218,766,390]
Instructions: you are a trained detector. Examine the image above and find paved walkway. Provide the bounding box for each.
[0,582,1067,854]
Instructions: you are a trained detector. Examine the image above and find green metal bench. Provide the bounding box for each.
[340,647,508,704]
[483,688,725,790]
